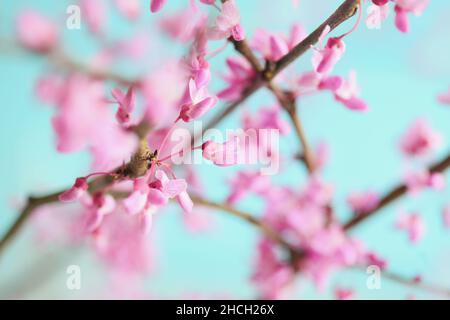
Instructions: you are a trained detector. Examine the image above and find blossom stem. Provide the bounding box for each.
[157,145,203,163]
[190,195,298,255]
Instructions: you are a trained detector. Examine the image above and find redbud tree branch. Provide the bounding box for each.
[3,0,448,299]
[343,152,450,231]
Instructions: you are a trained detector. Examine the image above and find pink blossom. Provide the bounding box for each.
[177,79,218,122]
[111,86,136,126]
[80,0,108,34]
[16,10,58,53]
[59,177,89,202]
[115,0,140,20]
[394,0,429,33]
[335,287,355,300]
[51,74,137,170]
[242,106,290,135]
[399,118,442,157]
[149,170,193,214]
[160,6,206,42]
[404,170,445,195]
[395,212,425,243]
[218,56,256,101]
[437,87,450,105]
[347,190,380,214]
[251,24,305,61]
[366,3,390,29]
[302,225,366,290]
[312,28,346,75]
[84,193,116,233]
[251,239,295,299]
[94,212,155,273]
[442,205,450,228]
[202,136,239,166]
[123,180,149,215]
[150,0,168,12]
[334,71,368,111]
[209,0,245,41]
[226,171,270,204]
[34,74,63,105]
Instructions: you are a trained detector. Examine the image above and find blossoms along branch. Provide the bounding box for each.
[170,124,281,175]
[3,0,450,300]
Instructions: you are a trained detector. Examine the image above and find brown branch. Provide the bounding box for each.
[51,50,138,86]
[268,83,316,173]
[190,195,302,260]
[269,0,360,80]
[382,270,450,298]
[343,152,450,231]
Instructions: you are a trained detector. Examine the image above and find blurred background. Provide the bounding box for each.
[1,0,450,299]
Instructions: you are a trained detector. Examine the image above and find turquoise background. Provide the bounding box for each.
[1,0,450,299]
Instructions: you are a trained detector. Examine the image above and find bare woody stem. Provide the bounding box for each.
[343,152,450,231]
[190,195,295,253]
[268,0,360,80]
[268,83,316,173]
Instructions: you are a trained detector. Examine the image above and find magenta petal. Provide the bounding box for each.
[150,0,167,12]
[147,188,168,206]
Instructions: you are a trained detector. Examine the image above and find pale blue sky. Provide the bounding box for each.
[1,0,450,299]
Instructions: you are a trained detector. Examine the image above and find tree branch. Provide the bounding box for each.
[269,0,360,80]
[344,152,450,231]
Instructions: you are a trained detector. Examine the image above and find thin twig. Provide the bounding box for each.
[268,83,316,173]
[382,270,450,298]
[343,152,450,230]
[270,0,360,79]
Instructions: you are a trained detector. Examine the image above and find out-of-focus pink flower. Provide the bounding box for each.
[115,0,140,20]
[208,0,245,41]
[160,6,206,42]
[395,212,425,243]
[226,171,270,204]
[242,105,291,135]
[59,177,89,202]
[218,56,256,101]
[335,287,355,300]
[84,193,116,233]
[347,190,380,214]
[16,10,58,53]
[34,74,63,105]
[80,0,108,35]
[111,86,136,126]
[437,87,450,105]
[442,205,450,228]
[334,71,368,111]
[394,0,429,33]
[302,225,366,290]
[251,24,305,61]
[399,119,442,157]
[365,252,388,269]
[51,74,137,170]
[366,3,390,29]
[251,239,295,299]
[150,0,168,12]
[177,79,218,122]
[202,136,239,167]
[94,211,156,274]
[404,170,445,195]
